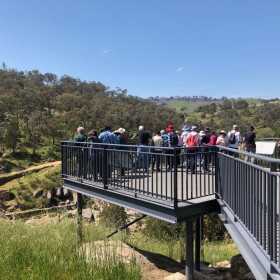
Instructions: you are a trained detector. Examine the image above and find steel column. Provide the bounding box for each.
[186,220,194,280]
[77,192,83,241]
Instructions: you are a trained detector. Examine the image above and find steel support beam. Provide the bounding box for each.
[77,192,83,242]
[186,220,194,280]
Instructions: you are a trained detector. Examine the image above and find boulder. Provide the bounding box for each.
[56,187,63,198]
[46,190,53,200]
[33,188,43,198]
[0,211,9,219]
[82,208,94,222]
[7,205,16,212]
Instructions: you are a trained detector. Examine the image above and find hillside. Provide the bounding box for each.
[149,96,264,113]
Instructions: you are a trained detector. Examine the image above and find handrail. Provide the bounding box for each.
[61,140,280,277]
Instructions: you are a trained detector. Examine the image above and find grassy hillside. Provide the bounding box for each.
[153,97,262,113]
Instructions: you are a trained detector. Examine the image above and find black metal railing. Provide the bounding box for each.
[62,141,280,275]
[216,146,280,274]
[61,141,217,209]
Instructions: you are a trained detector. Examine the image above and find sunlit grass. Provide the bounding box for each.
[0,219,142,280]
[127,231,239,264]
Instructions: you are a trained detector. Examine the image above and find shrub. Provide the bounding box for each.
[99,204,127,228]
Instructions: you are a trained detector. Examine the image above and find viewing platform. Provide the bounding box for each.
[61,141,280,280]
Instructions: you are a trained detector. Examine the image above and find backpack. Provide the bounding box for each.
[161,134,169,147]
[187,134,197,149]
[229,132,236,144]
[170,131,178,147]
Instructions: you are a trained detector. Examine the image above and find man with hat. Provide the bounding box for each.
[181,125,190,148]
[181,125,190,167]
[166,124,178,171]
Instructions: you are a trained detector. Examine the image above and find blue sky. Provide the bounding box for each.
[1,0,279,99]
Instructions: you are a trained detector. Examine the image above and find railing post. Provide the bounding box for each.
[267,173,277,263]
[61,142,67,177]
[270,162,277,172]
[102,145,108,189]
[173,148,178,210]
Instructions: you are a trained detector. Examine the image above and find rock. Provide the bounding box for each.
[56,187,63,198]
[33,188,43,198]
[82,208,94,221]
[229,254,251,279]
[46,190,53,200]
[65,199,70,204]
[7,205,16,212]
[0,211,9,219]
[63,188,70,197]
[211,260,230,269]
[0,189,10,201]
[67,209,76,218]
[164,272,185,280]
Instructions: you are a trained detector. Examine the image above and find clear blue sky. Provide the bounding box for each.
[1,0,279,99]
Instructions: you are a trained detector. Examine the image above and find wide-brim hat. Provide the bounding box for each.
[166,124,174,131]
[220,130,226,135]
[182,125,189,131]
[118,128,125,134]
[204,127,210,132]
[191,126,197,131]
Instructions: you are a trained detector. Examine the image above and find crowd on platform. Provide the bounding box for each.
[73,124,261,176]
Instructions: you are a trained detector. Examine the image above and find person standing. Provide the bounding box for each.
[98,126,117,178]
[209,130,217,165]
[132,125,151,171]
[74,126,88,178]
[181,125,190,167]
[186,126,201,174]
[87,129,101,181]
[227,125,242,158]
[216,130,229,153]
[244,126,257,164]
[99,126,117,145]
[201,127,211,173]
[151,131,163,172]
[114,128,130,176]
[166,124,178,171]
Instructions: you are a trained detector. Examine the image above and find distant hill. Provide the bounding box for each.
[148,96,265,113]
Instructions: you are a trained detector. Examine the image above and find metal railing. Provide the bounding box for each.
[61,141,280,275]
[216,146,280,274]
[61,141,216,209]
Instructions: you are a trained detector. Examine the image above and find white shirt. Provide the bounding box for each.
[227,130,241,148]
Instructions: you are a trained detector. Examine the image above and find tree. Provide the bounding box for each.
[233,98,249,109]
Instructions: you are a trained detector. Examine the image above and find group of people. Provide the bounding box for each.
[73,123,257,177]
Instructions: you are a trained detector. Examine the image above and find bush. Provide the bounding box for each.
[144,214,228,242]
[99,204,127,228]
[143,217,185,242]
[203,213,227,241]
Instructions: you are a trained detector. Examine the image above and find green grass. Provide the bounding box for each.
[201,240,239,263]
[161,100,223,113]
[0,219,142,280]
[1,165,63,209]
[127,231,239,264]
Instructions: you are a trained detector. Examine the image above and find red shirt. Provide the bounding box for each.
[210,135,217,145]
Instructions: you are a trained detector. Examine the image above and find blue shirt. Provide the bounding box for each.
[99,130,117,144]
